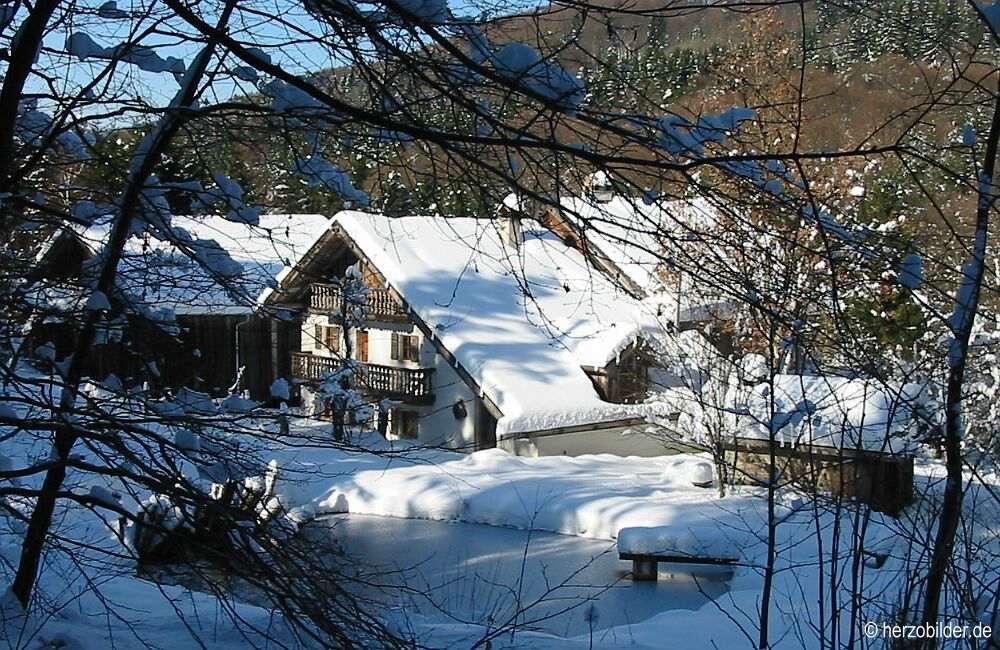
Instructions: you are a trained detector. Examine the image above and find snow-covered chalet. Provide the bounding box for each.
[260,207,709,456]
[32,190,723,457]
[33,213,331,396]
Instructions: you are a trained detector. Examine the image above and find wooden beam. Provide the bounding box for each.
[506,416,647,439]
[724,437,911,462]
[619,552,739,566]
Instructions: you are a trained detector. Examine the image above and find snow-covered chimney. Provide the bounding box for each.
[497,192,524,250]
[501,214,523,249]
[589,170,614,203]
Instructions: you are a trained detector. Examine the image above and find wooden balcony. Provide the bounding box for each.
[309,283,408,322]
[291,352,434,404]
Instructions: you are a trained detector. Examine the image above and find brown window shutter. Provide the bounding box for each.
[391,332,400,360]
[357,330,369,362]
[402,411,418,438]
[390,408,417,438]
[314,324,322,349]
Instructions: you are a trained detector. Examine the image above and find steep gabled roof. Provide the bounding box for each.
[558,195,723,318]
[265,211,668,436]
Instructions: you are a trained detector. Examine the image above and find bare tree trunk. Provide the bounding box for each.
[714,438,727,499]
[0,0,61,195]
[759,328,779,649]
[919,73,1000,645]
[9,2,236,607]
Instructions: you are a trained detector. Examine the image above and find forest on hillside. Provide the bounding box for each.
[62,1,986,221]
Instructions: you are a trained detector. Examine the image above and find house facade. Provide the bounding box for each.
[32,213,330,400]
[292,273,493,449]
[261,210,704,456]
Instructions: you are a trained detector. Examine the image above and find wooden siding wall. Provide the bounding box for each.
[30,314,298,402]
[585,343,650,404]
[724,439,914,516]
[174,315,243,394]
[239,315,300,402]
[29,318,184,388]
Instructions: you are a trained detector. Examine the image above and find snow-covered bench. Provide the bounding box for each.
[617,525,740,581]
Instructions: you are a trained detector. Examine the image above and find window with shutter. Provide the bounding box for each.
[314,325,340,352]
[401,335,419,362]
[390,333,419,362]
[356,330,369,362]
[326,326,341,352]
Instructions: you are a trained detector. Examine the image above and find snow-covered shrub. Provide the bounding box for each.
[123,461,310,568]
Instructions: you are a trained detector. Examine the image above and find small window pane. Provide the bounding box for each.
[392,409,418,439]
[401,335,419,362]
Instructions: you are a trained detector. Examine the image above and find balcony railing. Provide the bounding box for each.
[309,283,408,322]
[291,352,434,404]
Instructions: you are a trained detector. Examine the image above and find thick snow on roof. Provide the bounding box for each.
[79,214,330,315]
[332,211,666,435]
[740,374,926,453]
[558,194,718,293]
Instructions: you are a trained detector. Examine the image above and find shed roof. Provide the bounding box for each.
[77,213,331,315]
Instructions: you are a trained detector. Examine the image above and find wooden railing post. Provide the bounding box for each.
[290,353,432,402]
[309,283,406,321]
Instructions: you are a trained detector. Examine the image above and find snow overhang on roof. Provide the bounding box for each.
[739,374,927,454]
[77,213,331,316]
[273,210,671,437]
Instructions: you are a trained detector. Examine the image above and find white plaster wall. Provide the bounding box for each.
[300,315,318,354]
[299,385,322,416]
[417,352,478,449]
[300,313,339,357]
[498,427,683,458]
[297,315,322,417]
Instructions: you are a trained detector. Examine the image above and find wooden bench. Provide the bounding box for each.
[620,551,739,581]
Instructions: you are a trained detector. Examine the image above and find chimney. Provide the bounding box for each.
[588,170,614,203]
[497,192,524,250]
[501,214,523,249]
[538,206,583,252]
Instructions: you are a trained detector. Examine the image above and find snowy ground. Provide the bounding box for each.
[265,422,775,545]
[2,409,999,649]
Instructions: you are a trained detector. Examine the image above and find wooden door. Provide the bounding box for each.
[476,405,497,450]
